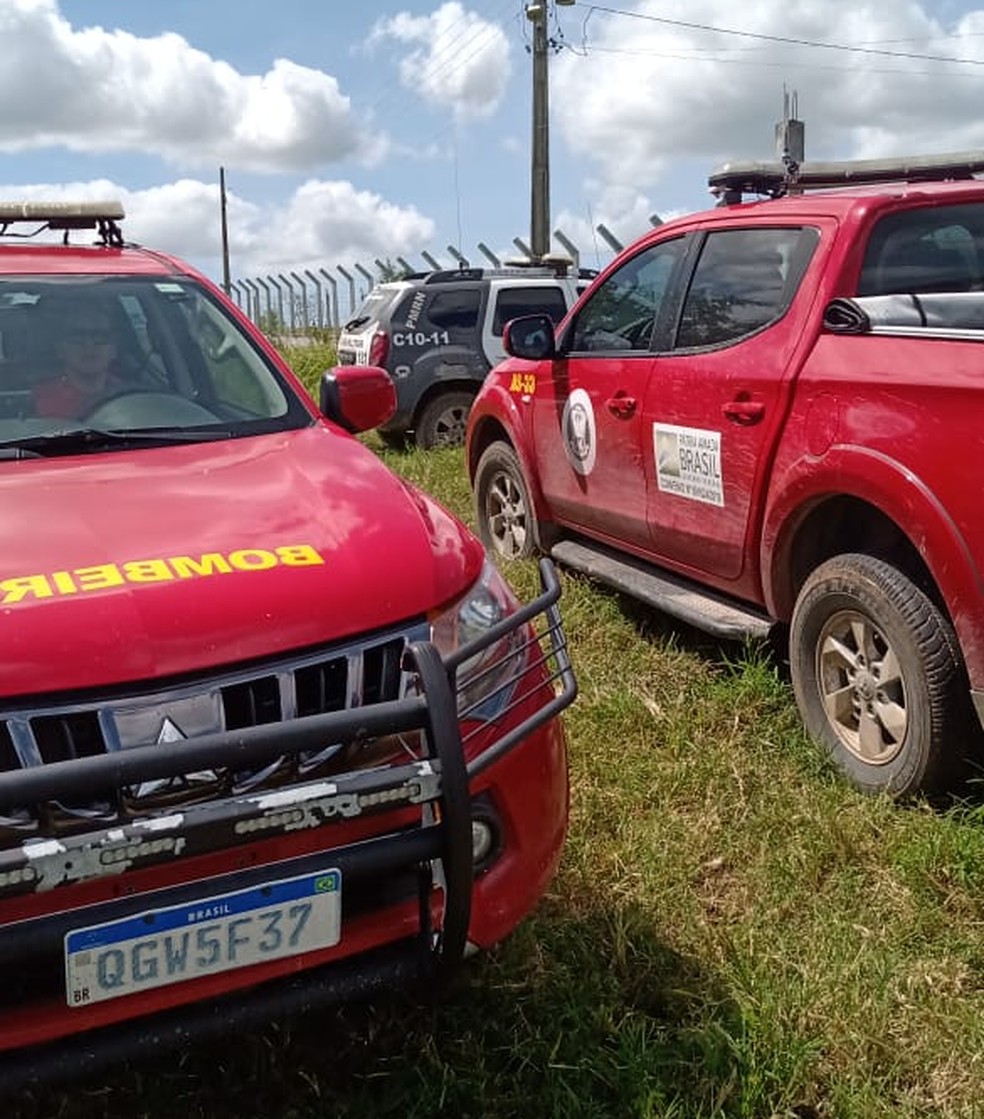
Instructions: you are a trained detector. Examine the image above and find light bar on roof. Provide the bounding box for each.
[709,151,984,195]
[0,200,125,223]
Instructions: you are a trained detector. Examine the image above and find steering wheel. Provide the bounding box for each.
[82,390,221,427]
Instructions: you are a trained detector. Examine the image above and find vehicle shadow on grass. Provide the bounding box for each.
[15,906,794,1119]
[607,584,984,811]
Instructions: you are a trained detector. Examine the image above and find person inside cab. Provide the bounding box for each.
[34,304,121,419]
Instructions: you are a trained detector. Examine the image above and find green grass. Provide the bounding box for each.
[22,346,984,1118]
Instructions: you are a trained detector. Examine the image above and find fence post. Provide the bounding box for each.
[304,270,323,328]
[447,245,469,268]
[278,274,297,332]
[553,228,580,273]
[256,277,272,323]
[290,271,309,328]
[337,266,356,321]
[268,276,285,331]
[319,269,339,329]
[354,262,374,303]
[596,223,623,253]
[243,279,260,321]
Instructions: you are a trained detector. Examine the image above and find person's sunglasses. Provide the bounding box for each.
[66,330,112,345]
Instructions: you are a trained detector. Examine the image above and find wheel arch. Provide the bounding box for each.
[466,388,554,541]
[762,448,984,688]
[410,378,478,428]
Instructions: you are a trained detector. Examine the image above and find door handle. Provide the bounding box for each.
[606,393,637,419]
[722,399,765,424]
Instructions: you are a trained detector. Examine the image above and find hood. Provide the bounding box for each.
[0,426,485,696]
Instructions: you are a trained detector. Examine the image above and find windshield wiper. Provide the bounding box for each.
[343,315,370,330]
[0,427,236,458]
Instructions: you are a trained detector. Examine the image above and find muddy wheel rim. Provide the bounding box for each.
[484,469,527,558]
[432,404,469,445]
[815,608,908,765]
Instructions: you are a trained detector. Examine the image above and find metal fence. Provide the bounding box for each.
[229,218,663,332]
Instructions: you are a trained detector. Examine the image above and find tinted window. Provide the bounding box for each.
[676,227,816,349]
[569,239,684,353]
[421,289,481,333]
[492,286,568,335]
[858,204,984,295]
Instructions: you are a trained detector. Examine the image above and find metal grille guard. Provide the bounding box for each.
[0,559,575,1094]
[0,555,574,905]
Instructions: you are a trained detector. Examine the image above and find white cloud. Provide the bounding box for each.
[0,0,385,171]
[369,2,511,120]
[258,180,435,273]
[552,0,984,195]
[0,178,435,279]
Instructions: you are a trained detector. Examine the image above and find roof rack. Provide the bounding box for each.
[0,200,125,246]
[708,151,984,204]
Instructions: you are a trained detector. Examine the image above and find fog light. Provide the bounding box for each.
[471,819,494,865]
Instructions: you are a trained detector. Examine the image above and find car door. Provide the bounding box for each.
[643,223,824,581]
[531,236,688,549]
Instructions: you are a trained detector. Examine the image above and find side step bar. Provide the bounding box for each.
[550,539,773,641]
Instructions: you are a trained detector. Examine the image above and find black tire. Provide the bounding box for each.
[473,442,539,561]
[377,429,411,451]
[789,552,969,797]
[415,391,474,449]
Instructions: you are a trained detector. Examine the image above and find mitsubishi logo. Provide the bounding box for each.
[157,717,187,743]
[130,715,216,799]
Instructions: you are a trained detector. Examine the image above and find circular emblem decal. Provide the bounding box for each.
[561,388,596,476]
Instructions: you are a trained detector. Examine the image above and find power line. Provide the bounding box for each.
[573,41,984,80]
[582,5,984,66]
[361,0,517,125]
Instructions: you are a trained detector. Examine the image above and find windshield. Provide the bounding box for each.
[0,276,310,449]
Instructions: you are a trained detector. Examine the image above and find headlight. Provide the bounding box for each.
[430,559,526,719]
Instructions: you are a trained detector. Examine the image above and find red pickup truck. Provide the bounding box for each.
[0,202,575,1090]
[466,151,984,799]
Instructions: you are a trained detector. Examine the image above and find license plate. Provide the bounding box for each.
[64,868,341,1008]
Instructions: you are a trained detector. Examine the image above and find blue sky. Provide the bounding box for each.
[3,0,984,311]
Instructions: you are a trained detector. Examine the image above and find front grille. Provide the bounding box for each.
[222,675,281,729]
[33,712,104,765]
[0,627,425,845]
[295,656,348,717]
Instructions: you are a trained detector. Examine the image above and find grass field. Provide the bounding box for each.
[23,347,984,1119]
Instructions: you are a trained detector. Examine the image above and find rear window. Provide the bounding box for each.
[492,286,568,335]
[858,204,984,295]
[344,286,405,331]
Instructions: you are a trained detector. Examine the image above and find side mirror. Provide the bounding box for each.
[320,365,396,433]
[502,313,556,360]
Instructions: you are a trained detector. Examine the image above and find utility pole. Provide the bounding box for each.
[219,167,231,295]
[528,3,549,261]
[527,0,574,261]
